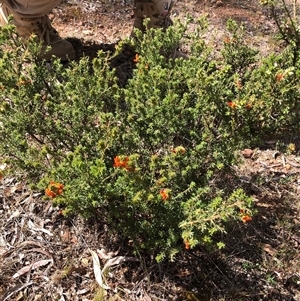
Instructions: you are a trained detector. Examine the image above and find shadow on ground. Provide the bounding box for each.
[67,37,137,87]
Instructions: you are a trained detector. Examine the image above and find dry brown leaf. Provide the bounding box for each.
[7,209,21,221]
[12,259,53,279]
[258,243,281,264]
[142,289,152,301]
[260,243,275,256]
[1,282,33,301]
[97,248,119,260]
[97,248,112,260]
[89,249,110,290]
[24,247,53,259]
[27,219,53,236]
[103,256,140,274]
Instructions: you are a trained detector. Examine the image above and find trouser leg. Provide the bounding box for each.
[0,0,75,61]
[133,0,176,31]
[1,0,61,18]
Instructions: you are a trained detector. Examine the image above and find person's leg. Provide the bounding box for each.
[0,0,75,61]
[132,0,185,58]
[133,0,176,32]
[1,0,61,17]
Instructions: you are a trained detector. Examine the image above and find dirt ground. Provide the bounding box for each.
[51,0,279,58]
[0,0,300,300]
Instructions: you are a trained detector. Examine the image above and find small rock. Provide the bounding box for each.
[215,0,223,7]
[241,148,253,158]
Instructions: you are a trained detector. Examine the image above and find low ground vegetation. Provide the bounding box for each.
[0,0,299,300]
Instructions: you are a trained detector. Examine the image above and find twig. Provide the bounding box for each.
[1,282,33,301]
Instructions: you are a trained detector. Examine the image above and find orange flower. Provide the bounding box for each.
[160,189,169,201]
[172,146,186,154]
[133,54,139,63]
[114,156,128,168]
[113,156,135,171]
[224,37,236,44]
[114,156,131,169]
[184,239,190,250]
[275,73,284,82]
[241,215,252,223]
[45,188,56,198]
[45,181,64,199]
[245,103,252,109]
[17,79,32,86]
[227,101,237,109]
[113,156,120,167]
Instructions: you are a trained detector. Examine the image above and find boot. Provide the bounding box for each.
[132,1,187,59]
[0,4,75,61]
[132,0,175,33]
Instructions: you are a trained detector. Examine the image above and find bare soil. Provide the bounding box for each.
[1,1,300,300]
[50,0,279,58]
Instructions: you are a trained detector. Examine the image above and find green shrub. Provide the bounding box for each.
[222,19,259,74]
[1,15,299,260]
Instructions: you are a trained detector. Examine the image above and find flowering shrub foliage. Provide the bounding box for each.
[0,13,299,260]
[45,181,64,198]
